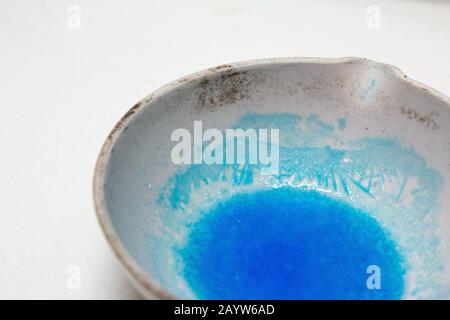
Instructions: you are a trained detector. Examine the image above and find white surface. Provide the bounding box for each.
[0,0,449,299]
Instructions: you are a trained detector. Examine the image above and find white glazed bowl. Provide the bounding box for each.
[94,58,450,299]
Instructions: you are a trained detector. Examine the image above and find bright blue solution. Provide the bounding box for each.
[180,188,405,299]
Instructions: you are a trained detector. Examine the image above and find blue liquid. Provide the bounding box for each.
[180,188,405,299]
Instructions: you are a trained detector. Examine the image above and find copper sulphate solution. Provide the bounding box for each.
[179,188,405,299]
[153,113,444,298]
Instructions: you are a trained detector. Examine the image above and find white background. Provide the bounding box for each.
[0,0,449,299]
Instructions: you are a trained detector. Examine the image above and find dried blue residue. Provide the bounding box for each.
[147,112,447,299]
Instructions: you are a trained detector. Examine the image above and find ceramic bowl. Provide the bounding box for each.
[94,58,450,299]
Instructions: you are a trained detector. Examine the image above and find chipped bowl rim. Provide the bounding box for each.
[93,57,450,299]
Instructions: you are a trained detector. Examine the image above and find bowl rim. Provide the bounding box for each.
[93,57,450,299]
